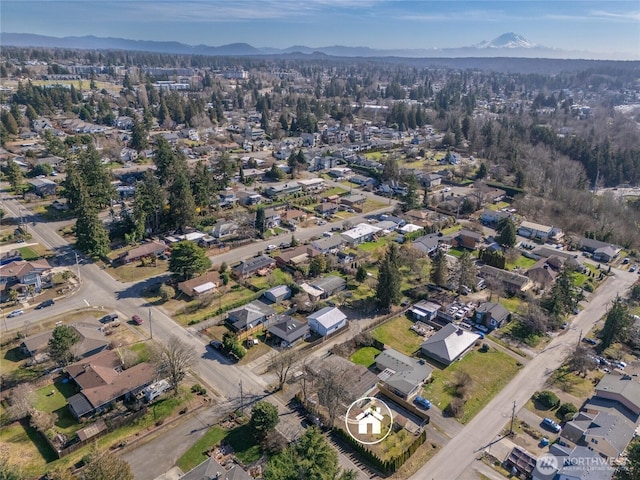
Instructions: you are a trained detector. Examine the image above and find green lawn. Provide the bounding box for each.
[498,296,523,313]
[248,268,292,290]
[506,254,537,271]
[324,186,348,197]
[423,349,522,424]
[350,347,382,368]
[549,366,603,397]
[107,260,169,283]
[17,246,40,260]
[373,316,424,355]
[358,237,389,253]
[177,424,261,472]
[129,342,152,363]
[33,381,78,413]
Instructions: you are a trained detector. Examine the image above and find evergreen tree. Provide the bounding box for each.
[476,162,488,179]
[1,111,18,135]
[169,241,212,280]
[457,250,477,294]
[250,401,279,440]
[191,159,214,210]
[547,265,577,319]
[376,245,402,309]
[79,145,116,208]
[599,296,631,350]
[430,247,448,287]
[309,255,327,277]
[168,170,196,229]
[255,206,266,235]
[4,159,23,189]
[75,196,110,258]
[403,176,419,212]
[133,170,165,234]
[130,117,148,151]
[495,217,517,248]
[355,265,368,283]
[47,324,80,366]
[153,136,176,185]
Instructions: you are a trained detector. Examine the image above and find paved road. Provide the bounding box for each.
[413,269,637,480]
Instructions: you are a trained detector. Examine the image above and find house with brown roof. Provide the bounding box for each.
[455,230,484,250]
[118,241,168,264]
[66,350,156,419]
[281,208,307,224]
[178,271,220,298]
[274,245,318,268]
[478,265,532,293]
[0,259,53,297]
[21,321,110,360]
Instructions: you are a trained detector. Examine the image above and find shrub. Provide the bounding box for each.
[445,397,465,418]
[534,390,560,409]
[557,402,578,421]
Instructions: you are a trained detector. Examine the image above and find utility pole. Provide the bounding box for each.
[75,253,81,283]
[148,308,153,339]
[509,401,516,436]
[239,380,244,416]
[578,329,583,346]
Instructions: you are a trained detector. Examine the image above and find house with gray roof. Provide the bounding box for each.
[475,302,510,329]
[263,284,292,303]
[231,255,275,279]
[562,409,635,459]
[180,457,251,480]
[21,321,109,360]
[310,275,347,298]
[311,235,344,254]
[412,233,441,256]
[531,445,616,480]
[375,348,433,399]
[227,300,275,331]
[595,374,640,416]
[479,265,532,293]
[420,323,480,365]
[307,307,347,337]
[267,316,310,347]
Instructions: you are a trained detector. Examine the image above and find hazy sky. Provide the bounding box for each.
[3,0,639,57]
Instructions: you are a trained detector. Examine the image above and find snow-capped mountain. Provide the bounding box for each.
[475,33,536,49]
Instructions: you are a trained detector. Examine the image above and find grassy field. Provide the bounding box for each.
[548,366,603,397]
[423,349,522,424]
[17,246,41,260]
[324,186,348,197]
[129,342,152,363]
[107,259,169,283]
[373,316,424,355]
[173,282,258,325]
[506,254,537,271]
[248,268,292,290]
[361,198,389,213]
[177,424,261,472]
[0,421,55,477]
[358,237,389,253]
[498,296,524,313]
[350,347,381,368]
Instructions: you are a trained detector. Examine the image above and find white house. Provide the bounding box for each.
[356,406,384,435]
[307,307,347,337]
[341,223,381,245]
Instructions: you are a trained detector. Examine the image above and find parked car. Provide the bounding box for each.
[542,417,562,433]
[208,339,223,350]
[7,309,24,318]
[414,396,432,410]
[266,244,277,251]
[582,337,598,345]
[132,314,143,325]
[101,313,119,323]
[35,299,55,309]
[630,264,638,273]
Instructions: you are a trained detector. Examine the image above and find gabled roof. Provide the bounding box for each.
[178,271,220,297]
[311,235,344,251]
[22,321,109,358]
[375,348,433,396]
[0,259,51,280]
[228,300,275,329]
[583,410,635,456]
[180,457,251,480]
[596,374,640,413]
[310,275,346,293]
[267,316,309,344]
[421,323,480,364]
[232,255,275,276]
[67,350,123,389]
[476,302,510,323]
[264,284,291,300]
[120,241,167,261]
[307,306,347,329]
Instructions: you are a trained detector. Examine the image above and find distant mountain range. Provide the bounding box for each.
[1,32,635,61]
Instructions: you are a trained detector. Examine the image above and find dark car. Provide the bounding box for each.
[35,299,55,309]
[414,396,432,410]
[101,313,119,323]
[132,314,143,325]
[208,339,223,350]
[582,337,598,345]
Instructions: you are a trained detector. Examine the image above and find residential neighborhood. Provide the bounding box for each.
[1,23,640,480]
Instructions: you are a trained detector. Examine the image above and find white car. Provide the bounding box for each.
[266,244,277,251]
[443,187,451,192]
[8,309,24,318]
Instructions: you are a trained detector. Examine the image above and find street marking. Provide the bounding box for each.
[84,299,90,306]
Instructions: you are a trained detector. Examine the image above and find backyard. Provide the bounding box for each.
[423,348,522,424]
[177,423,262,472]
[350,347,382,368]
[372,316,424,355]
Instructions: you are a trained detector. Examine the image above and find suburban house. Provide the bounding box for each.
[593,246,618,263]
[531,445,615,480]
[267,316,310,347]
[211,221,239,239]
[561,409,635,460]
[578,237,620,255]
[263,284,292,303]
[274,246,318,268]
[0,259,53,295]
[297,178,326,192]
[66,350,156,419]
[310,275,347,298]
[341,223,381,245]
[226,300,276,332]
[455,230,484,250]
[21,321,110,360]
[594,374,640,417]
[307,354,378,401]
[408,300,441,322]
[177,271,220,298]
[118,241,168,264]
[479,265,532,293]
[480,209,512,226]
[307,306,347,337]
[402,209,434,227]
[281,209,307,225]
[375,348,433,400]
[420,324,481,365]
[179,457,251,480]
[340,193,367,208]
[350,175,376,188]
[421,173,442,188]
[526,258,561,287]
[264,208,282,228]
[412,233,441,256]
[316,202,340,216]
[474,302,510,329]
[28,178,57,197]
[517,221,555,241]
[231,255,276,279]
[311,235,344,254]
[264,182,301,199]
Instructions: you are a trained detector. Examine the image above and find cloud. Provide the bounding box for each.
[589,9,640,22]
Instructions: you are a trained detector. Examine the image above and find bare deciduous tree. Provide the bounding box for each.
[270,349,299,391]
[312,365,350,428]
[6,383,35,421]
[29,410,56,433]
[152,335,196,396]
